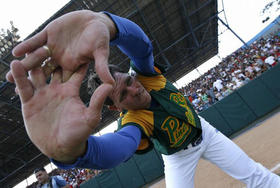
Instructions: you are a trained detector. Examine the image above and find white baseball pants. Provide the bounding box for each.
[162,116,280,188]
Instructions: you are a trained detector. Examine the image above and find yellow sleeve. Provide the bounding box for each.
[121,110,154,153]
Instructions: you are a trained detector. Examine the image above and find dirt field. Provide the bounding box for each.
[147,109,280,188]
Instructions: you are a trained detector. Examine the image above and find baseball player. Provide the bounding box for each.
[8,11,280,188]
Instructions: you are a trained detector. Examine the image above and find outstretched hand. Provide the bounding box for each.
[6,10,116,84]
[11,60,113,163]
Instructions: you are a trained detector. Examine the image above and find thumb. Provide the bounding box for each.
[85,83,113,129]
[93,47,115,86]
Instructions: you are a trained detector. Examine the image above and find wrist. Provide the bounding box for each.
[100,12,117,40]
[52,141,87,164]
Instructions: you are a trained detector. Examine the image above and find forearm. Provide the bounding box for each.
[51,126,141,170]
[104,12,155,74]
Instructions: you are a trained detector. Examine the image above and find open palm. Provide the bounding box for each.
[11,60,112,162]
[7,10,115,84]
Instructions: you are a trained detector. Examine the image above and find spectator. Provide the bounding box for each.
[264,54,276,67]
[206,86,217,103]
[34,167,69,188]
[240,76,250,85]
[215,90,224,101]
[222,86,233,97]
[213,78,223,91]
[201,92,209,104]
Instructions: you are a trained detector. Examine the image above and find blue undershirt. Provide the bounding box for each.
[51,12,156,169]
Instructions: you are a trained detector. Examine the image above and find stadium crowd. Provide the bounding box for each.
[180,32,280,112]
[27,168,101,188]
[26,31,279,187]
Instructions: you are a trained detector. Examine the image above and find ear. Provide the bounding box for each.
[108,105,121,112]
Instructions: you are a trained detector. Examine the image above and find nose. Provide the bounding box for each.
[127,86,139,96]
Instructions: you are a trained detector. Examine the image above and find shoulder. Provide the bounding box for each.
[52,175,67,186]
[136,74,166,92]
[121,110,154,126]
[53,175,65,180]
[121,110,154,137]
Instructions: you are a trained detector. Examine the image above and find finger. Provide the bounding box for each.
[21,46,51,70]
[11,60,34,103]
[50,68,62,84]
[29,66,46,89]
[93,47,115,86]
[86,83,113,129]
[6,46,51,83]
[68,64,89,87]
[15,87,19,95]
[12,30,47,57]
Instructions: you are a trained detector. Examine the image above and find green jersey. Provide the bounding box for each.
[118,67,201,155]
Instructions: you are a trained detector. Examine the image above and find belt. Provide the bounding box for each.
[184,133,203,150]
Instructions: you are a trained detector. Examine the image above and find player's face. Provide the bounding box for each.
[35,171,48,183]
[109,72,151,111]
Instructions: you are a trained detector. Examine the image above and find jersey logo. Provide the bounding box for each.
[170,92,196,126]
[161,116,192,147]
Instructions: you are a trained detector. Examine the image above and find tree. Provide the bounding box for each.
[0,21,20,58]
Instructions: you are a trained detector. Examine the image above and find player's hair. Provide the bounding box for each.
[87,64,125,106]
[33,167,46,174]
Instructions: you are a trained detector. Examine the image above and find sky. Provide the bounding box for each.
[0,0,279,187]
[0,0,70,39]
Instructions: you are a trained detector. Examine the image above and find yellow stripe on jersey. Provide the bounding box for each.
[121,110,154,137]
[136,74,166,92]
[154,66,162,74]
[137,138,150,150]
